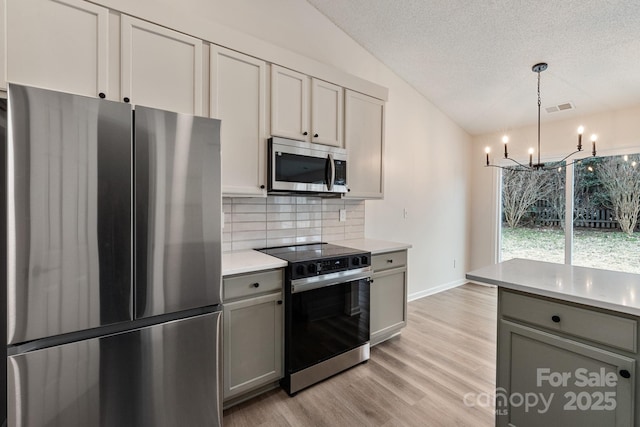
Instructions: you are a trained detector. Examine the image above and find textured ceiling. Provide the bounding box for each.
[306,0,640,136]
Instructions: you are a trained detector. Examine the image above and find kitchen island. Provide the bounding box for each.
[467,258,640,427]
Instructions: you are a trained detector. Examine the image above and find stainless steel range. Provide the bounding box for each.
[258,243,372,395]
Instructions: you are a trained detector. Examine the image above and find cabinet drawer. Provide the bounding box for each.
[223,269,283,301]
[501,290,637,352]
[372,250,407,272]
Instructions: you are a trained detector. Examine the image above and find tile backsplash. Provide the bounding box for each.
[223,196,365,251]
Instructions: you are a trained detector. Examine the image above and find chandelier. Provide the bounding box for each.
[485,63,598,171]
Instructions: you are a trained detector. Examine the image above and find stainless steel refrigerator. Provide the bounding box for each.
[4,84,223,427]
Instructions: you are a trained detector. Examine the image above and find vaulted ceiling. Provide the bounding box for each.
[306,0,640,136]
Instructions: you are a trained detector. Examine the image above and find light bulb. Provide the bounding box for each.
[485,147,491,154]
[502,135,509,144]
[577,126,584,134]
[528,148,534,154]
[633,161,637,167]
[591,134,597,142]
[624,155,629,162]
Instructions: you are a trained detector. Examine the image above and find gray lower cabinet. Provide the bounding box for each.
[370,250,408,346]
[222,269,284,406]
[497,289,636,426]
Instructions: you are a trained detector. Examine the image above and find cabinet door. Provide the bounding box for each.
[344,90,385,199]
[271,65,309,141]
[7,0,108,97]
[311,78,343,147]
[370,268,407,346]
[497,320,634,427]
[210,45,267,197]
[223,292,283,400]
[121,15,202,115]
[0,0,6,91]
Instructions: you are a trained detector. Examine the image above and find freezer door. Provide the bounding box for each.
[135,106,222,318]
[8,311,223,427]
[7,84,133,345]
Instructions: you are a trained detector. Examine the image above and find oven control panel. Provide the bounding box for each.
[291,254,371,280]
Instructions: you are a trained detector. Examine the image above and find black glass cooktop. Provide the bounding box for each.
[257,243,366,263]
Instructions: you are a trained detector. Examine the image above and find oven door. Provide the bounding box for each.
[287,272,371,374]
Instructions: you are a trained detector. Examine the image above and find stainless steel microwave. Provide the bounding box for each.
[268,137,347,195]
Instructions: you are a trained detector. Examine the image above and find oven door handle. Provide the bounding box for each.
[291,267,372,294]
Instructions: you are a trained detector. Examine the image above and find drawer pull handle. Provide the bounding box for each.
[551,315,561,323]
[620,369,631,379]
[252,283,260,288]
[386,259,393,263]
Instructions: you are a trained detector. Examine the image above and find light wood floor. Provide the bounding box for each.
[223,283,497,426]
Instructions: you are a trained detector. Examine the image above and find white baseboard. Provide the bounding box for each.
[407,278,466,302]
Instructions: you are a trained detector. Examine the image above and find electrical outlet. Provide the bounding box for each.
[339,209,347,222]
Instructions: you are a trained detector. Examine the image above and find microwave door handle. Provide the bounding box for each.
[326,154,335,191]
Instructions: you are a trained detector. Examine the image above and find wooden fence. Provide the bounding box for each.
[530,200,640,231]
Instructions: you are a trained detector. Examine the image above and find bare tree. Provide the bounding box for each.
[598,155,640,235]
[573,163,600,226]
[502,169,552,228]
[541,168,566,228]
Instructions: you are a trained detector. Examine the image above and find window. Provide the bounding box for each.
[572,155,640,274]
[501,166,565,264]
[500,154,640,274]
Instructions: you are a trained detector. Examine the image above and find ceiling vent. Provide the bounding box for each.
[545,102,575,113]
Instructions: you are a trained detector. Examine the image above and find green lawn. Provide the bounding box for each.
[501,226,640,274]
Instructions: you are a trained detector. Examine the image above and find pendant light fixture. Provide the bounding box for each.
[485,63,598,170]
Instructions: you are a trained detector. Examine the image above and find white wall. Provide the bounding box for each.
[469,105,640,271]
[92,0,473,298]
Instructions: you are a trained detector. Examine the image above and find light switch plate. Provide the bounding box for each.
[339,209,347,222]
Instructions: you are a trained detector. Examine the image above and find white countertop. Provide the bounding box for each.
[222,250,287,276]
[222,239,411,276]
[328,238,412,254]
[467,258,640,316]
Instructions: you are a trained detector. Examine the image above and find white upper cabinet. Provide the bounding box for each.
[311,79,343,147]
[344,90,385,199]
[271,64,343,147]
[121,15,202,115]
[0,0,7,91]
[271,65,309,141]
[6,0,109,97]
[210,45,267,197]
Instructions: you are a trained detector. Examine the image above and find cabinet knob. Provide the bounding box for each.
[260,185,265,189]
[252,282,260,288]
[620,369,631,379]
[98,92,106,99]
[314,133,319,138]
[387,259,393,264]
[551,315,561,323]
[369,279,374,283]
[303,131,308,136]
[123,97,130,103]
[277,300,283,305]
